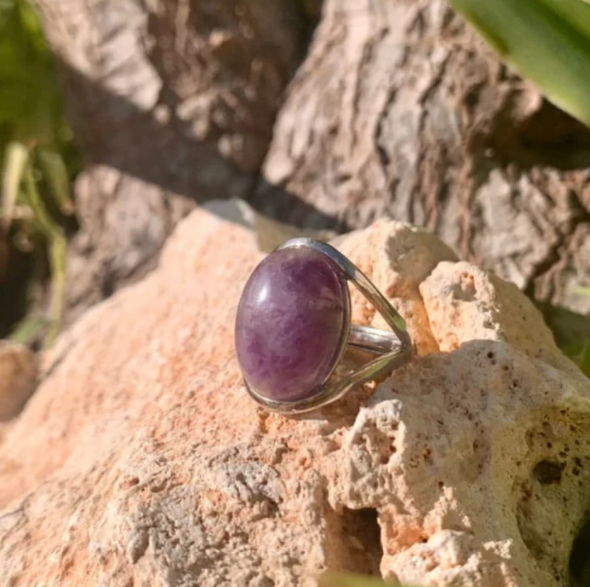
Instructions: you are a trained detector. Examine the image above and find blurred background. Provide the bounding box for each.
[1,0,590,377]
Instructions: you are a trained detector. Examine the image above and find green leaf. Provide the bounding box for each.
[8,315,50,345]
[22,165,67,347]
[565,336,590,380]
[36,147,74,215]
[0,0,78,347]
[45,231,67,348]
[447,0,590,128]
[0,0,62,143]
[1,141,28,233]
[573,340,590,379]
[318,572,400,587]
[21,164,61,239]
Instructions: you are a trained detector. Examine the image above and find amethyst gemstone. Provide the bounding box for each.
[235,247,348,402]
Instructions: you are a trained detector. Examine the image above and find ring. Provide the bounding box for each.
[234,238,413,414]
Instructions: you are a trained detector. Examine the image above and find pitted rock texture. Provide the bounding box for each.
[0,211,589,587]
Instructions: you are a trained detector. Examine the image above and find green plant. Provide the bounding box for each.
[0,0,79,346]
[318,572,400,587]
[569,339,590,379]
[446,0,590,128]
[562,288,590,380]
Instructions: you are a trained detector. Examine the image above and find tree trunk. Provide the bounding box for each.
[34,0,304,324]
[251,0,590,319]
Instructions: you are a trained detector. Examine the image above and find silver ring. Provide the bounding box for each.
[235,238,412,414]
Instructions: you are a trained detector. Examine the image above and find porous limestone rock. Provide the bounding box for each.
[0,210,588,587]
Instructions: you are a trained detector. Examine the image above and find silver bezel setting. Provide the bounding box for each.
[242,238,413,414]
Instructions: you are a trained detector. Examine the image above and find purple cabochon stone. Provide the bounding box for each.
[235,247,348,402]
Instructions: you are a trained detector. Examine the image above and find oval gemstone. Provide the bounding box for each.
[235,247,348,402]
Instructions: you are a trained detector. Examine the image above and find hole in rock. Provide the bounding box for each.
[570,517,590,587]
[325,507,383,576]
[534,460,565,485]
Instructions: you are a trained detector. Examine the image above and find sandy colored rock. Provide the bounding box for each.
[0,211,588,587]
[337,222,458,356]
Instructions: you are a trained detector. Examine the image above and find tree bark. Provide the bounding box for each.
[34,0,304,324]
[251,0,590,317]
[35,0,590,327]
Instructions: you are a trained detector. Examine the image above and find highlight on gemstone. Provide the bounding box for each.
[235,247,349,402]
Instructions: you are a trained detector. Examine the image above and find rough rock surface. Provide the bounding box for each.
[0,210,589,587]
